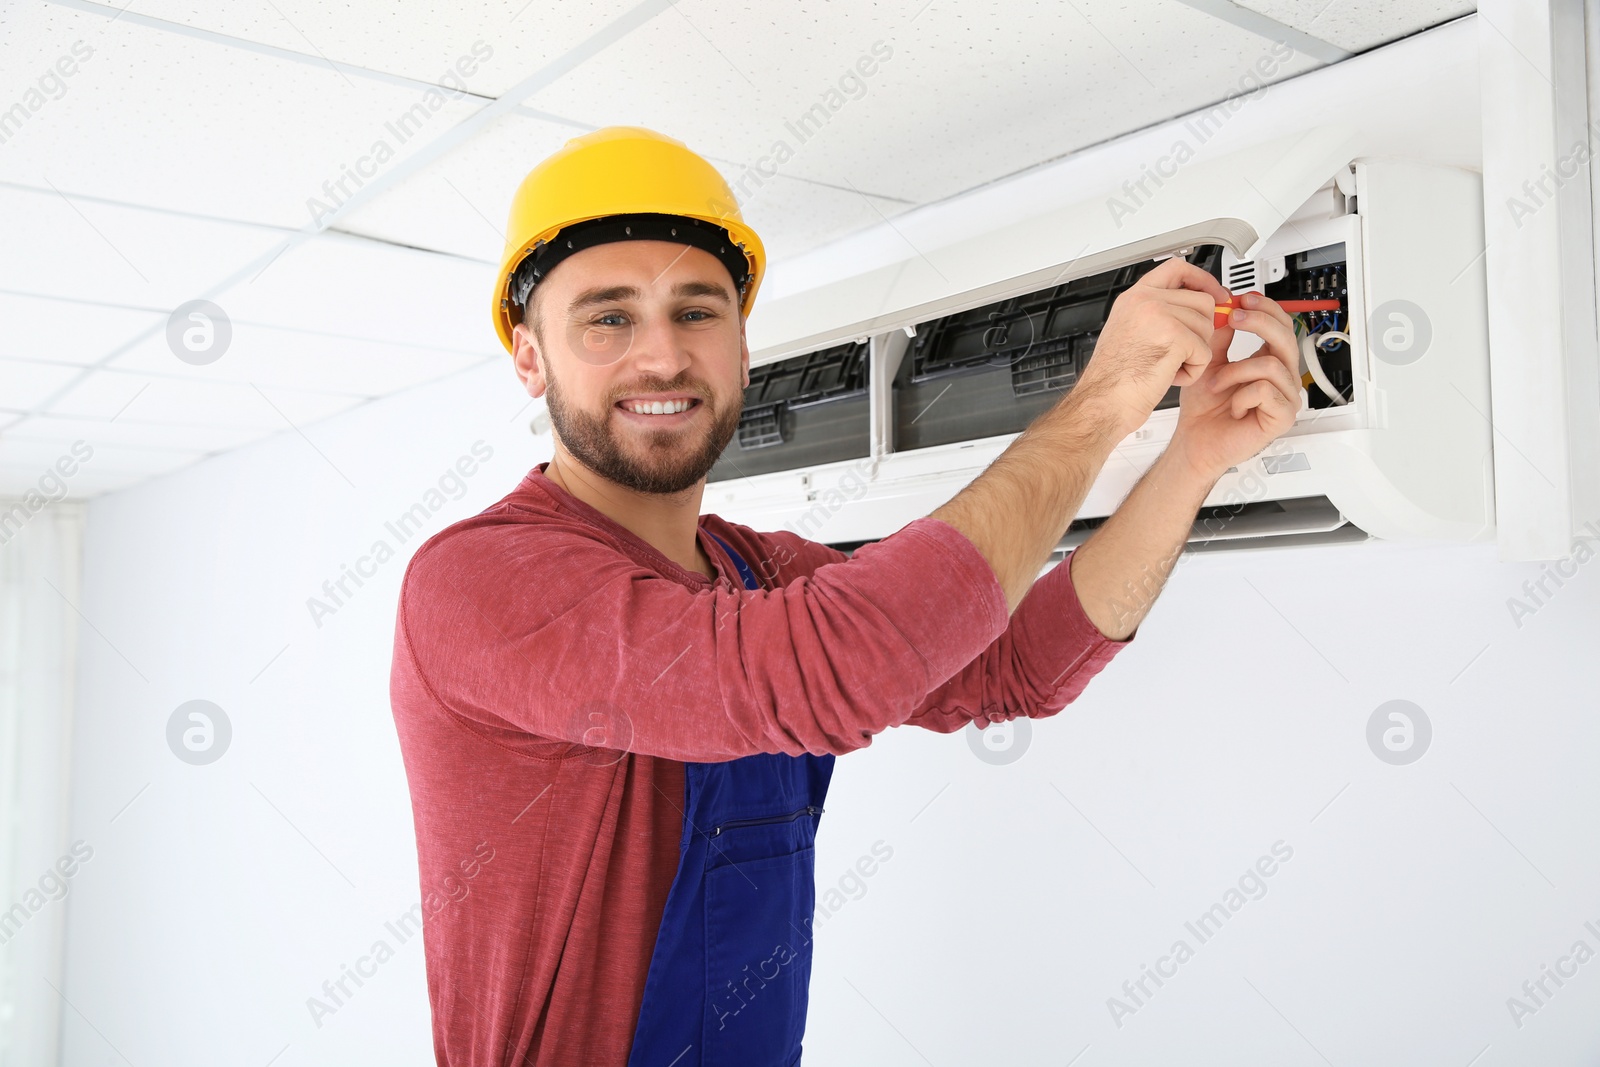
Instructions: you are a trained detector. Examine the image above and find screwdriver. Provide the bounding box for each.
[1214,296,1341,328]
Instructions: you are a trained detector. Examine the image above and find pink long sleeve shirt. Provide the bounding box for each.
[389,460,1133,1065]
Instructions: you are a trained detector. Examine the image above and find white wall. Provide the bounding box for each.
[55,15,1600,1066]
[60,363,535,1065]
[804,536,1600,1065]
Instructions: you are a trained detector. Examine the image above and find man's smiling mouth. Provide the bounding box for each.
[616,397,702,416]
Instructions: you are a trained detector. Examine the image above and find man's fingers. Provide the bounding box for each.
[1226,307,1298,380]
[1139,258,1231,302]
[1233,293,1299,378]
[1209,352,1302,417]
[1240,291,1295,331]
[1172,333,1214,387]
[1158,286,1218,318]
[1230,378,1298,422]
[1164,301,1213,340]
[1208,351,1298,395]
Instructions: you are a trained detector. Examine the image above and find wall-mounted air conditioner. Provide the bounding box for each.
[706,129,1493,557]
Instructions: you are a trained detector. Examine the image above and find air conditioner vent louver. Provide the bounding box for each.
[708,340,871,481]
[1010,338,1083,397]
[824,496,1372,557]
[1054,495,1364,551]
[737,406,784,449]
[735,339,872,451]
[1227,260,1258,292]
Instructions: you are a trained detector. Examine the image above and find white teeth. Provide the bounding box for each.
[623,398,692,414]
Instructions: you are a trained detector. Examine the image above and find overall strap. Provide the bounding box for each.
[707,530,763,592]
[626,526,832,1067]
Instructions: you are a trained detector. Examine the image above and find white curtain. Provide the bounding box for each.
[0,501,83,1067]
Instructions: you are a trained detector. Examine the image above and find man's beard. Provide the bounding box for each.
[542,353,742,495]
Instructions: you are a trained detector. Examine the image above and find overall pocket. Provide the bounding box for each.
[702,846,817,1067]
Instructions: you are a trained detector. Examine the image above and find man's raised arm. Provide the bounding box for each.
[903,272,1307,732]
[928,257,1230,614]
[1068,286,1307,637]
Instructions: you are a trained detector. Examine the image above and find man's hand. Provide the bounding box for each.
[1074,257,1233,436]
[1165,290,1304,482]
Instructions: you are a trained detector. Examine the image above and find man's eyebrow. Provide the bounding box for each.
[671,280,732,304]
[567,285,639,311]
[566,280,732,312]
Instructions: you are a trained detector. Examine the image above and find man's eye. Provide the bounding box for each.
[592,313,628,327]
[682,309,714,322]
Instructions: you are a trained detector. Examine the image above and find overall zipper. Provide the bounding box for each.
[709,805,824,837]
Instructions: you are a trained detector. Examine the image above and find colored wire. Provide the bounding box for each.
[1302,330,1352,406]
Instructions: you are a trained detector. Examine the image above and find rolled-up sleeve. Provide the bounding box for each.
[901,547,1135,735]
[397,515,1010,763]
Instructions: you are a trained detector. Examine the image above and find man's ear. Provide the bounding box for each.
[739,321,750,390]
[512,322,547,398]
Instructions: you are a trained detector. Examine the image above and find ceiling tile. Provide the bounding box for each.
[0,435,187,473]
[334,111,917,268]
[522,0,1325,207]
[0,185,286,312]
[2,3,485,229]
[334,112,576,263]
[0,440,204,498]
[87,0,660,99]
[1,412,271,452]
[1235,0,1474,53]
[108,324,495,395]
[0,290,167,365]
[0,456,205,497]
[0,436,105,468]
[45,370,366,429]
[709,169,915,267]
[0,357,90,408]
[211,231,504,353]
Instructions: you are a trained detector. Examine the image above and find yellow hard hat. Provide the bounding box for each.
[490,125,766,355]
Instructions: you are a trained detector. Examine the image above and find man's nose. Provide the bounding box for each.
[624,312,694,379]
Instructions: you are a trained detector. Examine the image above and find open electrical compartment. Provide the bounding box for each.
[709,129,1494,560]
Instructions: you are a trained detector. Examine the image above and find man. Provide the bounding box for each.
[389,126,1303,1066]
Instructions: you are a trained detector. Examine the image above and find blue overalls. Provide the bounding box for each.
[626,531,836,1067]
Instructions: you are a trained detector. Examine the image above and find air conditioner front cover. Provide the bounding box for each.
[745,125,1361,364]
